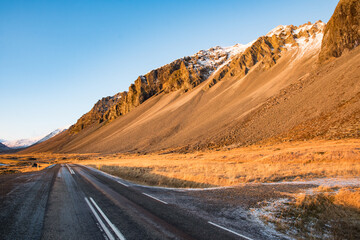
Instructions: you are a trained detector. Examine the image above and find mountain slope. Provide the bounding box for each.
[33,44,359,154]
[70,22,326,135]
[33,128,67,145]
[69,42,254,133]
[23,21,345,154]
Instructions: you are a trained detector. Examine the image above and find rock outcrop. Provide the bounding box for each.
[319,0,360,62]
[70,95,121,133]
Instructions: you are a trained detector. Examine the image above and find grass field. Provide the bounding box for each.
[1,139,359,187]
[73,139,360,188]
[0,156,53,174]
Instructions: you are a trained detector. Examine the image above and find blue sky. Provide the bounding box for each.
[0,0,339,140]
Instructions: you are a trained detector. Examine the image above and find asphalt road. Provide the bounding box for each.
[0,164,258,240]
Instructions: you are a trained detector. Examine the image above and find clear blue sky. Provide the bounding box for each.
[0,0,338,140]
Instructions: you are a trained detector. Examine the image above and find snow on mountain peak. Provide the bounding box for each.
[223,41,256,57]
[293,21,326,35]
[266,25,294,37]
[265,21,326,56]
[266,21,325,38]
[192,21,326,75]
[1,127,68,149]
[188,40,256,78]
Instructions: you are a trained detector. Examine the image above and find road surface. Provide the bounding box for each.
[0,164,263,240]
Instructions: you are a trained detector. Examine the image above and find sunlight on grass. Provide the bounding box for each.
[75,140,360,187]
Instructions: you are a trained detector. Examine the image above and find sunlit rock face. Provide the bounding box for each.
[319,0,360,62]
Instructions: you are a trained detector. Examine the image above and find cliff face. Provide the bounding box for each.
[70,95,121,133]
[69,21,325,134]
[319,0,360,62]
[100,53,224,124]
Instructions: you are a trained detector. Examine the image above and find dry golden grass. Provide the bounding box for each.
[0,154,76,174]
[0,158,52,174]
[73,139,360,187]
[267,186,360,239]
[2,139,360,187]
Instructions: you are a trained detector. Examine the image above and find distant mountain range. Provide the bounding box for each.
[23,0,360,154]
[1,128,67,149]
[0,142,10,152]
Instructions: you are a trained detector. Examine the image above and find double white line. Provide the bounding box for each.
[85,197,126,240]
[66,164,75,175]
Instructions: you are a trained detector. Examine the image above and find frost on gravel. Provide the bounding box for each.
[250,198,295,240]
[250,197,332,240]
[249,179,359,240]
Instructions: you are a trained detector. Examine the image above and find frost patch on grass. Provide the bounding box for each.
[261,177,360,187]
[250,198,295,240]
[251,186,360,240]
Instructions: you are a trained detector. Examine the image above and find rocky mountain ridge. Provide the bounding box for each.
[319,0,360,62]
[70,21,326,134]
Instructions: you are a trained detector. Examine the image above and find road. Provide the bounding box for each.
[0,164,260,240]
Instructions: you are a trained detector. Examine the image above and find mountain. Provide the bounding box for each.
[69,42,254,134]
[2,128,67,149]
[33,128,68,145]
[0,142,10,153]
[22,0,360,154]
[69,21,324,135]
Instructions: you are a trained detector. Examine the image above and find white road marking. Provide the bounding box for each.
[117,181,129,187]
[66,164,75,175]
[57,169,62,178]
[83,165,133,187]
[47,164,55,169]
[208,221,254,240]
[84,197,115,240]
[90,197,126,240]
[142,193,168,204]
[6,189,16,196]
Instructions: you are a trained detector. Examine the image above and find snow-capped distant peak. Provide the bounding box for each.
[1,127,68,149]
[1,138,40,149]
[35,128,66,144]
